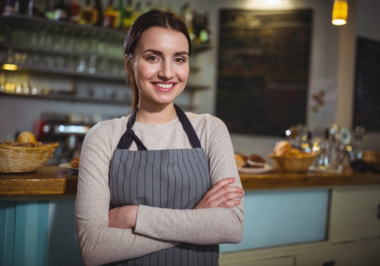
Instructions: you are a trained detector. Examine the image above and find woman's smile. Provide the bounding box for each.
[153,82,176,92]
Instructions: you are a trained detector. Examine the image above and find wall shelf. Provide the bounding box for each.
[0,13,212,109]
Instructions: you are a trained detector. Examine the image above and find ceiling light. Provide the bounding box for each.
[264,0,283,5]
[332,0,348,26]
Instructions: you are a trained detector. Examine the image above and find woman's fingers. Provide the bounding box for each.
[195,177,244,209]
[206,185,243,203]
[218,199,241,208]
[206,191,244,207]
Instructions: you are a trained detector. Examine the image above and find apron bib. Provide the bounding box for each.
[108,105,219,266]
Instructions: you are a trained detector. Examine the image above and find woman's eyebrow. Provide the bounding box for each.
[143,49,188,56]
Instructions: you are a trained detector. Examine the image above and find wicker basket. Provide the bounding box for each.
[269,152,318,173]
[0,143,59,173]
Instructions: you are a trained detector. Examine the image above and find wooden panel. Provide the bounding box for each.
[329,186,380,242]
[216,9,312,136]
[295,246,360,266]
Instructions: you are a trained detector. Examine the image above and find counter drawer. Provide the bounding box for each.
[359,239,380,265]
[220,256,293,266]
[329,185,380,242]
[295,245,360,266]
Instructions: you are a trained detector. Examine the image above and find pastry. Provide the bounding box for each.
[247,154,266,168]
[273,141,291,156]
[71,156,80,168]
[235,154,246,168]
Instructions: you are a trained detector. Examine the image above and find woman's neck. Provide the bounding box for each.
[135,102,177,124]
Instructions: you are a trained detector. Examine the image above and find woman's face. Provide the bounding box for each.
[128,26,190,107]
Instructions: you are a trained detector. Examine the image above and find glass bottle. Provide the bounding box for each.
[114,0,124,30]
[122,0,133,30]
[69,0,81,23]
[81,0,93,25]
[92,0,103,26]
[54,0,68,21]
[44,0,56,20]
[103,0,116,28]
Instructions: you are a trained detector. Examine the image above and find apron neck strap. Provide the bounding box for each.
[117,104,201,150]
[117,107,147,151]
[174,104,201,148]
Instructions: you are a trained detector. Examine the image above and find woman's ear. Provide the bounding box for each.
[125,54,133,74]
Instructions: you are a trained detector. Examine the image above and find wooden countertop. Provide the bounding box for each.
[0,166,77,196]
[1,166,380,196]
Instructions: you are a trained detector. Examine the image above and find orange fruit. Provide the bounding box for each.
[16,131,36,144]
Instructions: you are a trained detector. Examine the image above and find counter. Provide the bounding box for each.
[1,166,380,196]
[1,166,380,266]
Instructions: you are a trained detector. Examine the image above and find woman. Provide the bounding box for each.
[75,9,244,266]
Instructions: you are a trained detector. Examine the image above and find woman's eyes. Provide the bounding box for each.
[146,56,187,63]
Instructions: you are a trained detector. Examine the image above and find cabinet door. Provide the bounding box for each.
[359,240,380,266]
[329,185,380,242]
[220,256,293,266]
[295,246,360,266]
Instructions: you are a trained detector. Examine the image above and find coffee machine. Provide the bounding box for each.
[34,112,92,165]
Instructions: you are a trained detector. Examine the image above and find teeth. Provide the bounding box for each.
[156,83,174,89]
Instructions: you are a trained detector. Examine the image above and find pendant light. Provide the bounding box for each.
[263,0,283,5]
[332,0,348,26]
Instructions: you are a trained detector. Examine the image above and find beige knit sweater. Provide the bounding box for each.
[75,112,244,266]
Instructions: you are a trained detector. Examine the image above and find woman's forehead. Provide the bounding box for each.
[136,27,189,54]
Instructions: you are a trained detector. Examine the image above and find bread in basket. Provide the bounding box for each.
[0,141,59,173]
[269,140,318,173]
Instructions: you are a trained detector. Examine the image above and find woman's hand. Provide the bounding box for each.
[109,205,138,229]
[195,178,244,209]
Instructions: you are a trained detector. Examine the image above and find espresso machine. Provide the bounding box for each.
[33,112,92,165]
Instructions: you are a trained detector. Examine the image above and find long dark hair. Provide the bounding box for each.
[124,9,192,110]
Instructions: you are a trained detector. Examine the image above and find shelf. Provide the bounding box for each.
[0,13,126,41]
[0,91,130,106]
[0,14,212,52]
[0,63,126,82]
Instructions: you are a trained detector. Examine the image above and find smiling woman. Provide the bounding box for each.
[75,9,244,266]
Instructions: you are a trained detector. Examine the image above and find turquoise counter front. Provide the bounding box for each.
[1,190,328,266]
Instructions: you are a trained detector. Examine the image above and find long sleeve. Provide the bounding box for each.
[133,116,244,244]
[75,122,178,266]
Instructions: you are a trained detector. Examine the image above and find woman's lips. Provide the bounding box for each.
[152,82,176,92]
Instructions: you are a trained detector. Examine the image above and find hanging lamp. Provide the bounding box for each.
[332,0,348,26]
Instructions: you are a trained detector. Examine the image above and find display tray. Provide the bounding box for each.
[238,164,274,175]
[59,163,78,171]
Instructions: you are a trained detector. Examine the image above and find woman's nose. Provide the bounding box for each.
[158,62,174,80]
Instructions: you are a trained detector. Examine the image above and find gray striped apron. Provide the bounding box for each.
[108,105,219,266]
